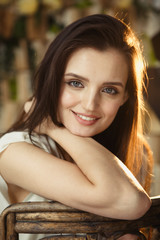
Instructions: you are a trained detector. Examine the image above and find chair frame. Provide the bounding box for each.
[0,196,160,240]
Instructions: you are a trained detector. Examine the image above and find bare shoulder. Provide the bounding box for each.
[0,141,62,187]
[0,141,45,163]
[0,141,86,206]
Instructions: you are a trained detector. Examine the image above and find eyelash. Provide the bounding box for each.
[66,80,84,88]
[65,80,119,95]
[102,87,119,95]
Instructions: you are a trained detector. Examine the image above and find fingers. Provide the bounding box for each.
[118,234,138,240]
[24,98,35,114]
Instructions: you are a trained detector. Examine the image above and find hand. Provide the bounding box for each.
[118,234,138,240]
[24,98,56,135]
[24,97,35,114]
[35,117,56,135]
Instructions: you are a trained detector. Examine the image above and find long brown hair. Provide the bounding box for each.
[5,14,153,192]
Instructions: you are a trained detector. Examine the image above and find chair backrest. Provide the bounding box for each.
[1,196,160,240]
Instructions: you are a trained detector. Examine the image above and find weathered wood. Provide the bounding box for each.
[14,221,125,234]
[0,196,160,240]
[16,212,107,222]
[0,215,2,239]
[40,237,87,240]
[6,213,18,240]
[39,234,97,240]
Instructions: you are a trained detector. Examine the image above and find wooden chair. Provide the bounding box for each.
[0,196,160,240]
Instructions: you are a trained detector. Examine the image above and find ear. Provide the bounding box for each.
[120,91,128,106]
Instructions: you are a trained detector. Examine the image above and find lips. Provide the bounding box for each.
[76,113,97,121]
[72,110,100,124]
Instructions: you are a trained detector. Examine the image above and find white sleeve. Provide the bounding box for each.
[0,131,60,157]
[0,132,33,153]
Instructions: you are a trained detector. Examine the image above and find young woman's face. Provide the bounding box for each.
[58,47,128,137]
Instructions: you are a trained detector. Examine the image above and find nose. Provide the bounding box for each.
[81,89,99,112]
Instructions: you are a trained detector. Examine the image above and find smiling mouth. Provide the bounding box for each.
[76,113,97,121]
[72,111,99,122]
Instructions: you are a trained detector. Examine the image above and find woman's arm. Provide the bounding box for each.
[0,120,151,220]
[46,123,151,218]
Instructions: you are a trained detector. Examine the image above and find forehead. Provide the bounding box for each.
[66,47,127,68]
[64,47,128,85]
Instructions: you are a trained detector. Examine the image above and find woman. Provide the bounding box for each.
[0,14,153,239]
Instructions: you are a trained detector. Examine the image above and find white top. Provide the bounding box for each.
[0,131,61,240]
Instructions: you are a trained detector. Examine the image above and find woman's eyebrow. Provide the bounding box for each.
[65,73,124,88]
[64,73,88,81]
[102,82,124,88]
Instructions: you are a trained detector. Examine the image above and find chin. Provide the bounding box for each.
[68,128,100,138]
[71,131,92,137]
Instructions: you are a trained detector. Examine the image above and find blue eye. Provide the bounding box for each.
[102,87,118,95]
[67,81,83,88]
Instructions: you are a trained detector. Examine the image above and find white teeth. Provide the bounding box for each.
[76,113,96,121]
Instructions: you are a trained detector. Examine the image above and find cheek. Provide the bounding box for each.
[103,101,122,116]
[59,91,76,109]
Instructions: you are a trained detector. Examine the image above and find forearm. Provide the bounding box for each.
[47,127,147,194]
[31,123,151,219]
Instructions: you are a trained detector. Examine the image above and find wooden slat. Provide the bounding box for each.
[14,215,159,234]
[39,234,97,240]
[40,238,86,240]
[6,213,18,240]
[15,221,103,234]
[16,212,109,222]
[40,237,87,240]
[0,197,160,240]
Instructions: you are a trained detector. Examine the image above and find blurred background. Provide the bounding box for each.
[0,0,160,195]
